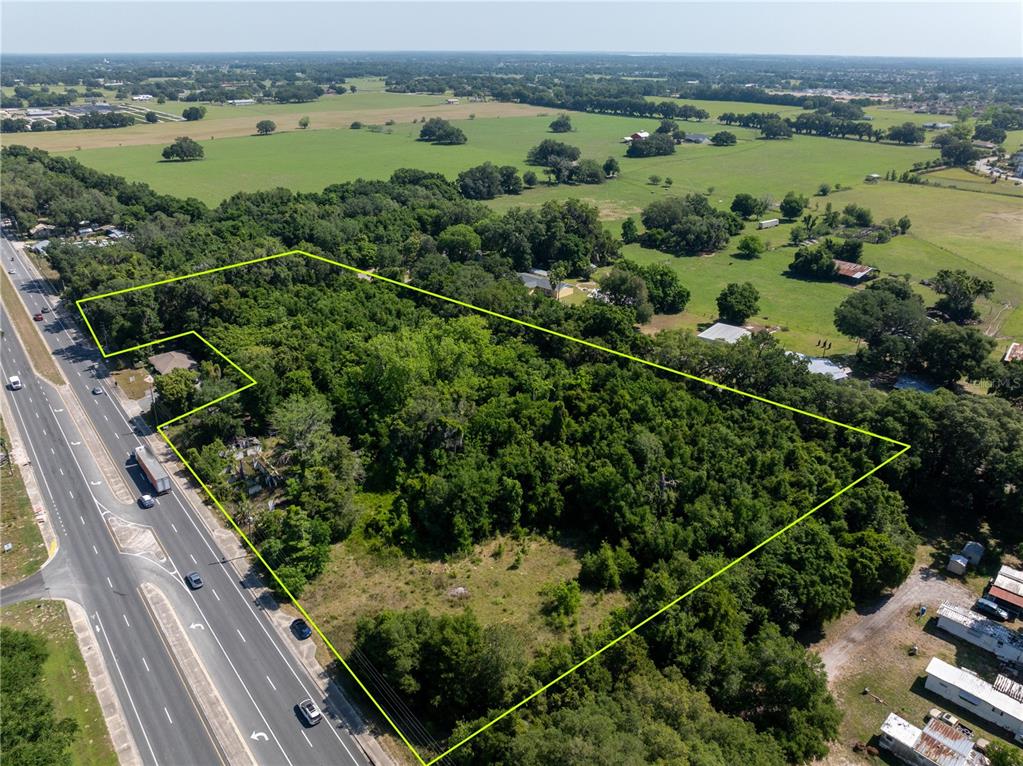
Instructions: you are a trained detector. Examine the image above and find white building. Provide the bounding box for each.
[925,657,1023,740]
[696,322,752,344]
[879,712,987,766]
[936,602,1023,665]
[131,94,154,101]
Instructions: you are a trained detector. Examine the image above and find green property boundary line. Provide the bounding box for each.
[76,249,910,766]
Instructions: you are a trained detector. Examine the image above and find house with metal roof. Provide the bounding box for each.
[878,712,988,766]
[987,565,1023,617]
[696,322,751,344]
[924,657,1023,740]
[936,602,1023,665]
[516,272,573,300]
[833,259,875,282]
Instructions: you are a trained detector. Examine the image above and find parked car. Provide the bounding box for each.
[185,571,204,589]
[291,618,312,640]
[975,597,1010,621]
[297,698,322,726]
[138,494,155,509]
[927,707,959,728]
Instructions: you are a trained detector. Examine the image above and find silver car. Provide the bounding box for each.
[298,698,322,726]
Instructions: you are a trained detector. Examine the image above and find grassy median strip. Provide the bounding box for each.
[0,600,118,766]
[1,266,65,386]
[0,417,48,585]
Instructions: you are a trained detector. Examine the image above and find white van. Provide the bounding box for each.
[8,375,22,390]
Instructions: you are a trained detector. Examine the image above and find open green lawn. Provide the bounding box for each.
[42,99,1023,356]
[619,181,1022,355]
[0,600,117,766]
[63,109,931,207]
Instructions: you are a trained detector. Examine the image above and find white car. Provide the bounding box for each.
[8,375,22,390]
[297,698,322,726]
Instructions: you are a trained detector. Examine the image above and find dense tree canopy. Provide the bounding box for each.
[7,145,1022,765]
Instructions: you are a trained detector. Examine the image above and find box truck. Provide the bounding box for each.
[134,445,171,494]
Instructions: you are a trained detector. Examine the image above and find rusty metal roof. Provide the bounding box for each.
[917,719,974,766]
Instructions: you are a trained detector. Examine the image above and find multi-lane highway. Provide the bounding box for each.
[1,236,372,766]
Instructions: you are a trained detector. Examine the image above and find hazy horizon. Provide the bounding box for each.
[2,2,1021,59]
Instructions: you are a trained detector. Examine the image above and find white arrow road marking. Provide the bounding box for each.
[90,481,101,486]
[71,441,81,446]
[189,623,205,631]
[52,408,64,413]
[250,732,268,742]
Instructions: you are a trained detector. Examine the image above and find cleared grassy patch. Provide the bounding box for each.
[301,495,627,669]
[1,268,65,386]
[0,418,47,585]
[0,600,117,766]
[110,368,151,400]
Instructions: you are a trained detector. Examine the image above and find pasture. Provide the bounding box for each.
[10,89,1019,356]
[55,109,930,206]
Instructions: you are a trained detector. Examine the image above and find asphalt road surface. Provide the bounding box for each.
[2,236,370,766]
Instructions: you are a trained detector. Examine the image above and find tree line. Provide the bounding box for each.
[5,146,1021,763]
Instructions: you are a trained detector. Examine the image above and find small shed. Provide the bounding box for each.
[946,554,968,576]
[960,541,984,567]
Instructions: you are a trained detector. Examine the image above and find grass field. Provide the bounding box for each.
[613,180,1022,355]
[10,90,1020,357]
[922,166,1023,197]
[0,418,47,586]
[301,495,627,669]
[53,109,931,207]
[0,600,118,766]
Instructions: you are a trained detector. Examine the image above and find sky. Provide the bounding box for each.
[2,1,1021,58]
